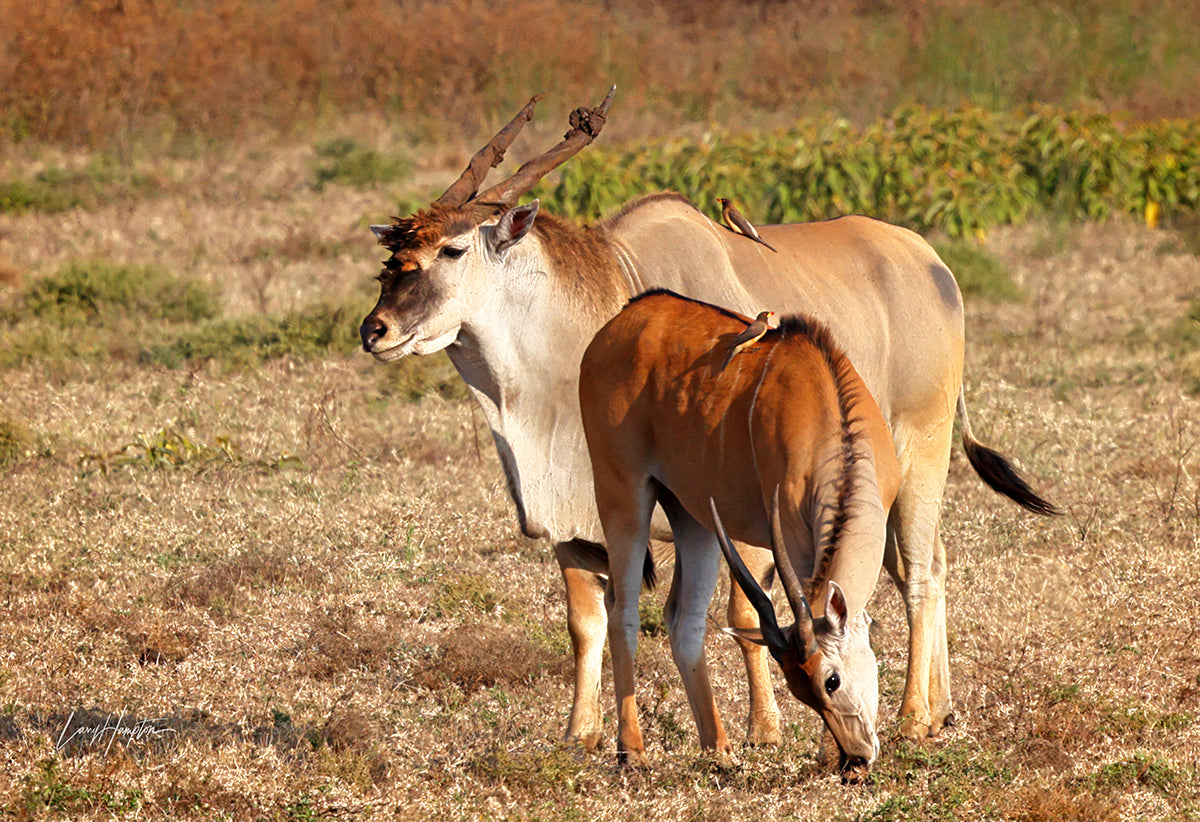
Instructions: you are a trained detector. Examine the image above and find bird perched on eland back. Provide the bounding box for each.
[721,310,775,370]
[717,198,778,253]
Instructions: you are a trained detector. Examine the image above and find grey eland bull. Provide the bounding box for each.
[579,290,901,777]
[358,90,1057,755]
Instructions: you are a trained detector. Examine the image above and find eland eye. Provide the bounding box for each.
[825,672,841,696]
[440,245,467,260]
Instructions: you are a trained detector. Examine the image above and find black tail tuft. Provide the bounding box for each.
[642,548,657,591]
[963,437,1060,516]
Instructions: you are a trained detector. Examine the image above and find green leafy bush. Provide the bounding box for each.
[312,138,412,190]
[142,301,360,367]
[23,261,219,324]
[932,240,1021,302]
[548,107,1200,238]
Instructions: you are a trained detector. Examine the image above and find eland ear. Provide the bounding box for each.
[722,626,769,647]
[867,614,885,655]
[824,581,850,638]
[492,200,540,255]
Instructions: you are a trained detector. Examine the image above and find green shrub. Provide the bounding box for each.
[312,138,412,190]
[0,165,158,214]
[23,261,219,324]
[0,177,84,214]
[933,240,1021,302]
[141,301,359,367]
[548,107,1200,238]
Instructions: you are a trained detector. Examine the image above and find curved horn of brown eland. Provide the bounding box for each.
[434,93,545,208]
[710,493,818,660]
[710,497,788,654]
[956,392,1060,516]
[767,485,818,658]
[474,85,615,209]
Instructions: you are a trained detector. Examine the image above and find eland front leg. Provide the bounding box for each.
[661,503,733,764]
[554,539,610,751]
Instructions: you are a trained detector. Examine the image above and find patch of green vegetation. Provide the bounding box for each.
[1172,297,1200,347]
[1085,752,1183,796]
[312,138,412,190]
[868,738,1013,819]
[933,239,1022,302]
[429,573,503,619]
[467,743,585,796]
[78,426,304,476]
[639,597,666,636]
[21,260,219,324]
[0,163,158,214]
[22,758,143,815]
[1161,296,1200,394]
[372,351,470,403]
[0,419,35,470]
[141,301,360,368]
[0,176,84,214]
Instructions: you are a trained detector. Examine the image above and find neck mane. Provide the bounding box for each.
[531,211,630,321]
[772,315,870,598]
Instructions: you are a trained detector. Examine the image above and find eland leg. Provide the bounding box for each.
[660,501,733,763]
[598,486,656,768]
[884,431,954,740]
[554,539,610,751]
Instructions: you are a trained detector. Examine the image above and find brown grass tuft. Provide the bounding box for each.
[116,611,204,665]
[415,624,550,694]
[299,604,398,680]
[162,548,326,618]
[1003,785,1122,822]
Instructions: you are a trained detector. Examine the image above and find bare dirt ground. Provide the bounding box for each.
[0,146,1198,820]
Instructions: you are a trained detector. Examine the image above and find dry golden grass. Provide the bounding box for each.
[1,140,1199,821]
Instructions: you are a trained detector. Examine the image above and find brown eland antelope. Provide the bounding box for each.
[579,289,900,776]
[358,89,1057,753]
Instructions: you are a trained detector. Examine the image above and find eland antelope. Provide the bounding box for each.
[358,90,1057,753]
[579,289,900,776]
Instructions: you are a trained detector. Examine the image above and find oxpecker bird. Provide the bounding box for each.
[721,310,776,370]
[717,198,778,252]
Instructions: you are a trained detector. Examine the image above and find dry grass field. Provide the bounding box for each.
[1,134,1199,821]
[2,2,1200,814]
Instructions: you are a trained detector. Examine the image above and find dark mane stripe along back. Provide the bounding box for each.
[627,287,748,324]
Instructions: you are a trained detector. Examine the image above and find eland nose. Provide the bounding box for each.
[360,316,387,351]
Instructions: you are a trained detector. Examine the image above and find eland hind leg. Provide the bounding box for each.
[597,482,656,768]
[884,423,955,740]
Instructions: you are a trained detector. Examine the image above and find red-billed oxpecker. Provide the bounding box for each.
[721,309,775,370]
[579,289,900,778]
[718,197,778,252]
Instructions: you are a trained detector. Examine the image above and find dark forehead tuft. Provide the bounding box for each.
[376,204,482,253]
